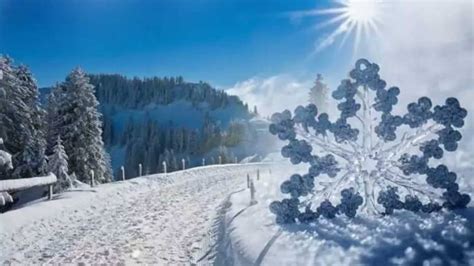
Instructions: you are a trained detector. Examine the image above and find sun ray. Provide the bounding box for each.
[337,20,356,50]
[313,12,350,30]
[290,7,347,20]
[302,0,385,54]
[314,18,354,53]
[353,21,363,56]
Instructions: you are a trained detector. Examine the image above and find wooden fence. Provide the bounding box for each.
[0,173,57,206]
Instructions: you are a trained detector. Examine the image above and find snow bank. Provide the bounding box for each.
[0,173,56,191]
[226,163,474,265]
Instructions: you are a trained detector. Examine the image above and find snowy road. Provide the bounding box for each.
[0,164,270,265]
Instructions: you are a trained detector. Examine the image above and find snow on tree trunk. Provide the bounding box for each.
[269,59,470,224]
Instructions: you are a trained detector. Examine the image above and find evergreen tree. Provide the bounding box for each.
[45,85,61,155]
[48,136,72,192]
[0,57,47,179]
[253,105,258,116]
[50,68,112,183]
[309,74,328,113]
[224,121,245,147]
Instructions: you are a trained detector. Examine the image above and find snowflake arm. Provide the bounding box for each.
[269,58,470,224]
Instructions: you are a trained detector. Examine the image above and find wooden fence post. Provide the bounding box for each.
[257,169,260,181]
[247,174,250,188]
[121,166,125,181]
[139,163,142,177]
[163,161,167,174]
[219,156,222,164]
[250,179,257,205]
[202,158,206,166]
[90,170,95,187]
[48,184,53,200]
[182,158,186,170]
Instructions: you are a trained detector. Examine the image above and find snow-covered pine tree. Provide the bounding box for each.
[0,56,47,179]
[309,74,328,113]
[48,136,71,192]
[50,68,112,183]
[45,86,61,155]
[253,105,259,116]
[15,65,47,176]
[218,145,230,164]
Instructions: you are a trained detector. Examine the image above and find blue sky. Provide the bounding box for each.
[0,0,354,88]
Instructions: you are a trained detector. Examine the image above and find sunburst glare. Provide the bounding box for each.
[294,0,385,54]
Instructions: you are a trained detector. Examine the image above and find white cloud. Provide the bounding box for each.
[226,75,312,117]
[369,0,474,151]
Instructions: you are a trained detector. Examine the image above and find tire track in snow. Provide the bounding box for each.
[253,229,283,266]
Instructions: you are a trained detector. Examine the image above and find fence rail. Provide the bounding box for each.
[0,173,57,206]
[0,173,57,191]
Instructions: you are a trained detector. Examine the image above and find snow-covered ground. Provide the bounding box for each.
[2,162,473,265]
[0,163,271,265]
[226,162,474,265]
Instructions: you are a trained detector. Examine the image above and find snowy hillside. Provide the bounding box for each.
[41,74,275,178]
[0,163,272,264]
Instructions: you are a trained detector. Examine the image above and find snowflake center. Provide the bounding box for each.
[358,155,380,175]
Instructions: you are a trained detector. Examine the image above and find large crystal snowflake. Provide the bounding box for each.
[269,59,470,224]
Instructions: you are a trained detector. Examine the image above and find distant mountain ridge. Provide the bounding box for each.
[42,74,267,179]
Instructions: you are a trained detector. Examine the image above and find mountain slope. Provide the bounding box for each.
[88,74,261,178]
[42,74,273,179]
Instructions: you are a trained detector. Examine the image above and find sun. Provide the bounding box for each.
[293,0,384,54]
[346,0,379,23]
